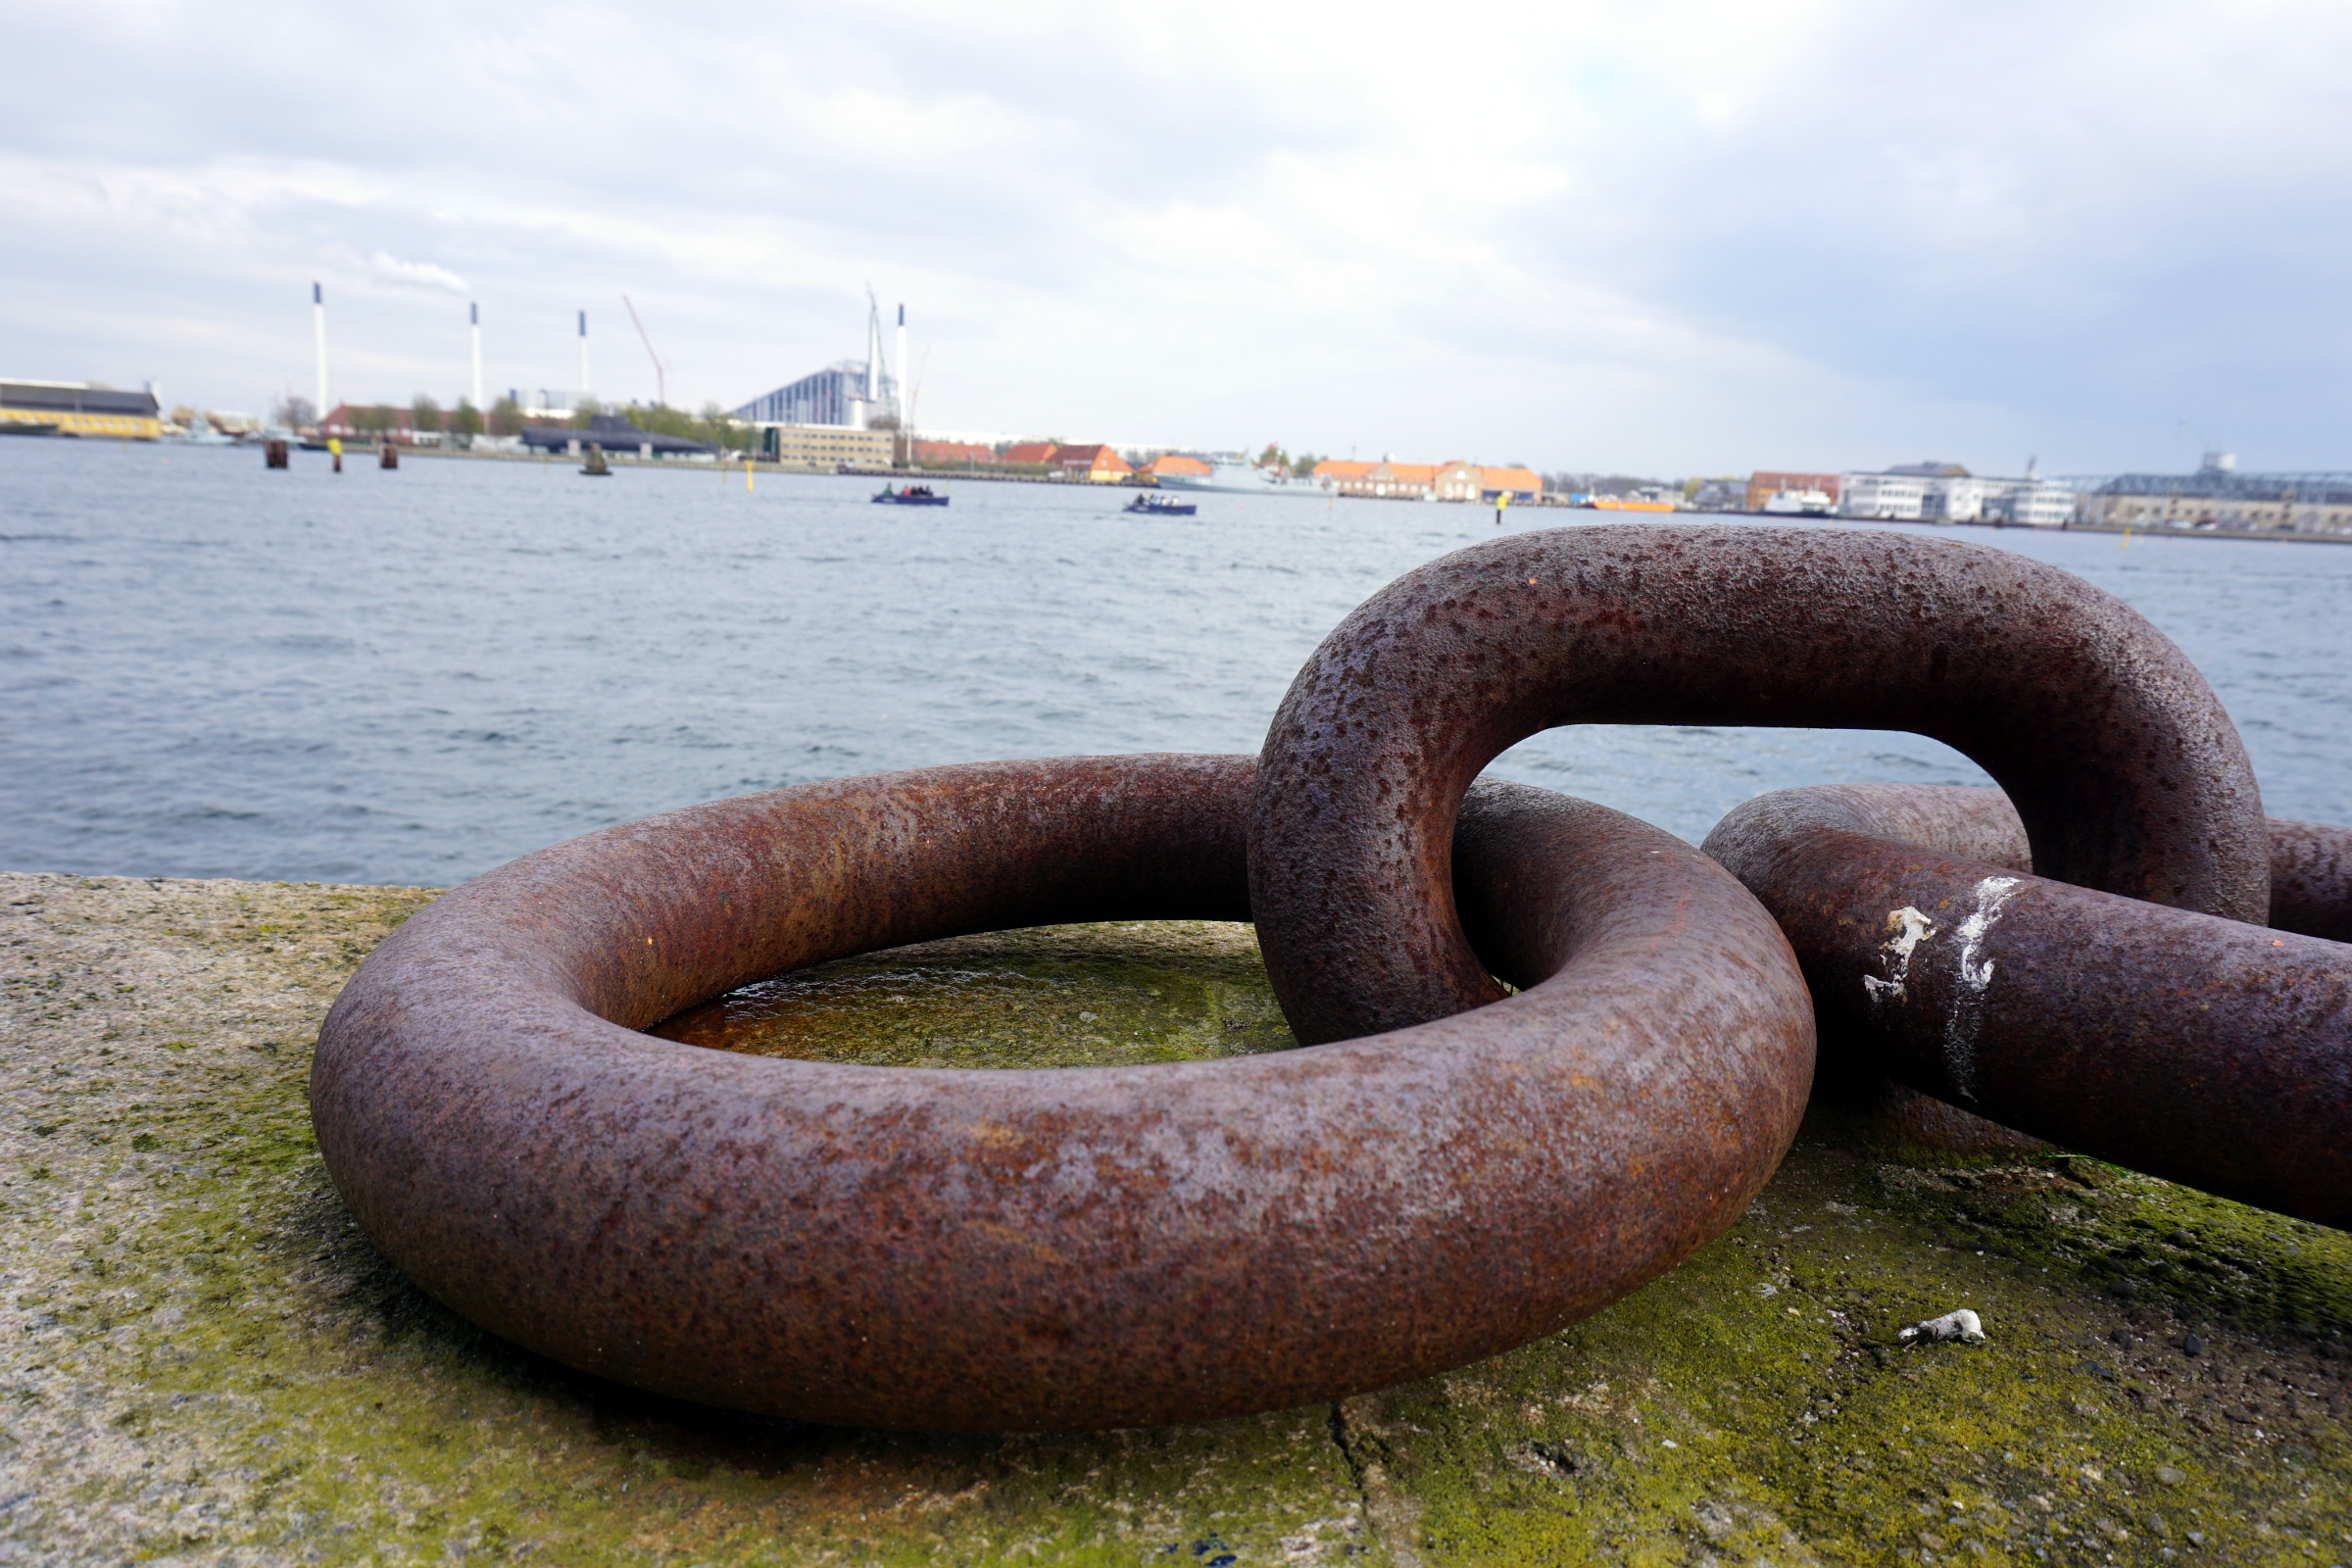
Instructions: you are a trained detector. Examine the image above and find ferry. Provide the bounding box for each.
[1761,489,1836,516]
[1154,459,1332,499]
[873,484,949,507]
[1124,493,1198,516]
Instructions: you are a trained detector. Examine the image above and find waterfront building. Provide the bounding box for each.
[1313,460,1438,500]
[1001,442,1059,466]
[1141,453,1211,481]
[1318,459,1532,503]
[909,439,997,466]
[758,424,892,469]
[734,359,900,430]
[1838,463,1967,520]
[1054,444,1133,482]
[2078,460,2352,536]
[1368,463,1437,499]
[1838,462,2077,527]
[1989,478,2079,527]
[1434,462,1483,502]
[1744,470,1842,513]
[1476,466,1543,503]
[2,379,162,439]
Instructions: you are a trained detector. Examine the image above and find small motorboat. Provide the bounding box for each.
[1123,492,1198,516]
[873,484,949,506]
[167,415,236,448]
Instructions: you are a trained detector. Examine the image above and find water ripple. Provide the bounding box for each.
[2,439,2345,884]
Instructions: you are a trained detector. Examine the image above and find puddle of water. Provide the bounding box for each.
[650,920,1298,1069]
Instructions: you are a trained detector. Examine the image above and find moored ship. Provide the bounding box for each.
[1154,458,1333,499]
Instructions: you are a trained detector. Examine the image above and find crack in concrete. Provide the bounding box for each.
[1328,1396,1424,1567]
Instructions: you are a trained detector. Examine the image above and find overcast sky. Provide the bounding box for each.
[5,0,2347,475]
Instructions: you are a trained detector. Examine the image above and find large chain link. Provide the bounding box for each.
[313,526,2346,1432]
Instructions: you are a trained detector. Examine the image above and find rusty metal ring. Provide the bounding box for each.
[1248,524,2270,1050]
[1703,783,2352,1226]
[313,754,1811,1432]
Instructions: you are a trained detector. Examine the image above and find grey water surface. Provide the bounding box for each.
[4,438,2345,886]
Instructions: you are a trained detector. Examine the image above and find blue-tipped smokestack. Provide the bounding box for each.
[312,282,327,421]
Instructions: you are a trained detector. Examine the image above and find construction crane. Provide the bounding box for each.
[622,294,670,409]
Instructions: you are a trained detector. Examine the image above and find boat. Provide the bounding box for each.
[0,419,60,437]
[872,484,949,506]
[1124,493,1198,516]
[167,415,236,447]
[1583,494,1677,514]
[1153,459,1333,498]
[581,445,612,476]
[1761,489,1835,516]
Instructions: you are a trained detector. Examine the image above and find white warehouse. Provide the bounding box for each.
[1839,462,2077,527]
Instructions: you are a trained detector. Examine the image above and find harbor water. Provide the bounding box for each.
[5,438,2346,887]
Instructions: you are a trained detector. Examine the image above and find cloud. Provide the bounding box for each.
[2,0,2349,471]
[365,250,467,297]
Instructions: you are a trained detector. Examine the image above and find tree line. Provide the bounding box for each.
[271,393,748,450]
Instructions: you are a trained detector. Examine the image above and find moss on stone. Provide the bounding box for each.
[4,871,2348,1566]
[652,922,1298,1068]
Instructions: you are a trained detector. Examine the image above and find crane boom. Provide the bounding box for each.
[622,294,669,408]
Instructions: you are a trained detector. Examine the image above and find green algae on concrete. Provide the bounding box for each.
[652,922,1299,1067]
[4,870,2350,1566]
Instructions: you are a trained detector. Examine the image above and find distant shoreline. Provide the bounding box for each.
[91,439,2352,543]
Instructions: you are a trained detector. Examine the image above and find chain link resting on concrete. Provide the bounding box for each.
[315,525,2349,1433]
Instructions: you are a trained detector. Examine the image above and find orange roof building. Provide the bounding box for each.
[1477,466,1542,502]
[1142,453,1211,479]
[1001,442,1058,466]
[1321,458,1541,503]
[910,439,997,466]
[1313,460,1435,499]
[1746,471,1841,512]
[1435,462,1483,502]
[1054,443,1133,482]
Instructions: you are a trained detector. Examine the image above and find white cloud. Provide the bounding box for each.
[2,0,2349,471]
[364,250,466,297]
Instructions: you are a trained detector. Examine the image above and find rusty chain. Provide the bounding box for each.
[314,524,2349,1432]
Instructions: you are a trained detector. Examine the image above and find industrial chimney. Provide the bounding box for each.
[313,282,327,424]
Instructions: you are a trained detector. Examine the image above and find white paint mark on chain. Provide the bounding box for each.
[1942,876,2023,1101]
[1863,906,1936,1007]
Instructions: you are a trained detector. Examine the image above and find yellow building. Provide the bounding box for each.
[753,424,895,469]
[2,379,163,439]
